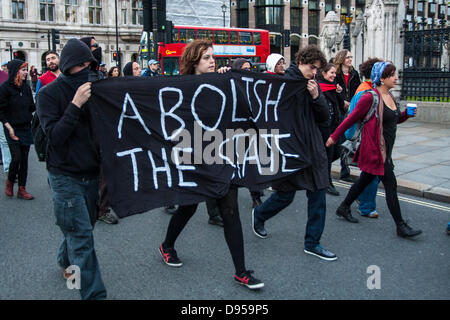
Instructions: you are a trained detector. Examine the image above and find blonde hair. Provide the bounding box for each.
[334,49,352,74]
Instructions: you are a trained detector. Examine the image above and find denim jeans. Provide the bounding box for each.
[48,172,107,300]
[254,188,327,250]
[0,125,11,172]
[357,175,379,215]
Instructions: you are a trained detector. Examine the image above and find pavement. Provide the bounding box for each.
[331,120,450,204]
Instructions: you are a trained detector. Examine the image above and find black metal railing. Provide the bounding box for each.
[401,69,450,102]
[401,22,449,101]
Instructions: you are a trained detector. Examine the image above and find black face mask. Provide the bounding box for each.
[92,47,102,64]
[62,66,100,90]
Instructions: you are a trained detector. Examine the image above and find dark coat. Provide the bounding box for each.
[336,68,361,103]
[0,59,35,128]
[36,39,100,179]
[271,63,330,192]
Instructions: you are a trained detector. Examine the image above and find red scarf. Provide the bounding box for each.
[319,83,336,93]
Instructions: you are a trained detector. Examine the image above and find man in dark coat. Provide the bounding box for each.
[36,38,107,300]
[252,45,337,261]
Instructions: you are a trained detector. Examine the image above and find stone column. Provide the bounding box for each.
[301,0,308,47]
[230,1,238,27]
[249,0,256,28]
[284,0,291,63]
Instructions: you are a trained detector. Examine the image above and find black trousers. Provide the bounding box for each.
[7,144,30,187]
[341,161,403,225]
[163,186,246,274]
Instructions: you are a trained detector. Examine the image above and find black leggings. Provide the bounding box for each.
[341,161,403,225]
[163,186,246,274]
[8,144,30,187]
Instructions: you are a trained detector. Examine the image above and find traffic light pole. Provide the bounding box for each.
[47,30,51,51]
[115,0,121,72]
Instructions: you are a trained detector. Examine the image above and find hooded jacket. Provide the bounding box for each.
[0,59,35,128]
[36,38,100,179]
[123,62,134,76]
[271,63,330,192]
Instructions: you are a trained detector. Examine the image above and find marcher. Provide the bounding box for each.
[99,63,107,78]
[81,36,118,225]
[35,51,61,94]
[159,39,264,290]
[345,57,383,218]
[317,63,346,196]
[326,62,422,238]
[265,54,285,75]
[252,45,338,261]
[0,68,10,172]
[142,59,159,77]
[334,49,361,182]
[231,58,265,208]
[107,66,121,77]
[123,61,142,77]
[29,65,38,92]
[36,38,107,299]
[0,60,35,200]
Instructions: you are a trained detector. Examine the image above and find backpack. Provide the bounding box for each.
[31,113,48,162]
[340,90,379,167]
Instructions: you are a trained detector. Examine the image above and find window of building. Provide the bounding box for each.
[290,0,302,32]
[308,0,320,38]
[122,0,127,24]
[214,30,229,44]
[12,0,25,20]
[255,0,284,32]
[237,0,249,28]
[132,0,143,25]
[417,1,425,16]
[89,0,102,24]
[355,0,364,16]
[40,0,55,22]
[340,0,350,16]
[428,2,436,18]
[406,0,415,15]
[65,0,78,23]
[325,0,335,13]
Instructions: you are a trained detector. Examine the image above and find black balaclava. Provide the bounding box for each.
[123,62,134,76]
[80,37,102,67]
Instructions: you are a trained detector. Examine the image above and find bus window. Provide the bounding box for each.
[197,29,213,41]
[172,28,179,43]
[186,29,196,43]
[239,31,252,45]
[179,29,187,43]
[162,57,180,76]
[254,32,261,45]
[230,31,238,44]
[214,30,229,44]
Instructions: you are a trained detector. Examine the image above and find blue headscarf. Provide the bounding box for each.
[371,61,390,88]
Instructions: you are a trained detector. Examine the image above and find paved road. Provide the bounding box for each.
[0,149,449,300]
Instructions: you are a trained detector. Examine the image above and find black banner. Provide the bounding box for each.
[90,71,312,218]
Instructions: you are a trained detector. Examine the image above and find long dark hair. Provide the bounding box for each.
[107,66,121,77]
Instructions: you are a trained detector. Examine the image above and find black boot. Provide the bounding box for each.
[397,221,422,238]
[326,184,340,196]
[336,204,359,223]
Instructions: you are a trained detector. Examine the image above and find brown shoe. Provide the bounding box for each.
[5,179,14,197]
[17,186,34,200]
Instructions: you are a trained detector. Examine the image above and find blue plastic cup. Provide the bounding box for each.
[406,103,417,117]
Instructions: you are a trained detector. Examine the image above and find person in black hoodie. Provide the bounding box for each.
[334,49,361,182]
[36,38,107,300]
[317,63,346,196]
[252,45,338,261]
[0,59,35,199]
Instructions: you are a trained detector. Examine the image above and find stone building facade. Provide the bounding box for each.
[0,0,229,71]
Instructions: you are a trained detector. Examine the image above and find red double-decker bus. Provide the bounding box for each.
[139,26,270,76]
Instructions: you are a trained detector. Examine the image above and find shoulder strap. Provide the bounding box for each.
[361,90,379,125]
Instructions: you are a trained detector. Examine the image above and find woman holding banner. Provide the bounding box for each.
[158,39,264,290]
